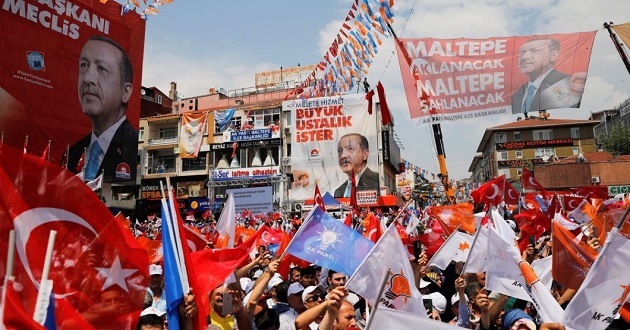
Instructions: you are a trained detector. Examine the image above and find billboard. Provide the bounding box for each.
[396,32,596,126]
[0,0,146,181]
[284,94,379,200]
[226,186,273,216]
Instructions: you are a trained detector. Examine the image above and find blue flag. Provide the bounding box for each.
[161,201,183,330]
[286,207,374,275]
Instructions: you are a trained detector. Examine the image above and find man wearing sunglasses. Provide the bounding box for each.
[295,285,327,330]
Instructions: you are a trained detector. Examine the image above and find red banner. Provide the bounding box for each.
[396,32,596,126]
[0,0,145,181]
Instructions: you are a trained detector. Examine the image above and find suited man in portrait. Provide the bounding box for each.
[68,35,138,182]
[333,133,379,198]
[511,37,585,115]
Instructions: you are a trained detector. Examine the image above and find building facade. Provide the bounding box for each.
[469,117,600,187]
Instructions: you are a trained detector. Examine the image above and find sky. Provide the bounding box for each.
[140,0,630,181]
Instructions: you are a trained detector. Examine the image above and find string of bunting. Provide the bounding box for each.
[99,0,174,20]
[287,0,396,99]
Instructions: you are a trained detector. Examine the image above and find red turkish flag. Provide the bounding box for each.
[362,212,383,243]
[257,225,283,246]
[314,184,325,210]
[471,175,506,205]
[504,181,520,205]
[0,145,149,329]
[521,167,549,199]
[562,195,586,213]
[2,279,46,330]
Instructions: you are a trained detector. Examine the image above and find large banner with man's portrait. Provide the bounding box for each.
[0,0,145,182]
[396,32,596,127]
[284,94,379,201]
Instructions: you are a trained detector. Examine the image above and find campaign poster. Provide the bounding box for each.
[0,0,145,181]
[283,94,379,200]
[396,32,596,126]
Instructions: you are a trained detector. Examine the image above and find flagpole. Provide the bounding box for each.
[65,144,70,169]
[616,205,630,229]
[364,268,392,330]
[33,230,56,324]
[0,230,15,323]
[46,140,51,162]
[390,199,414,226]
[461,225,483,275]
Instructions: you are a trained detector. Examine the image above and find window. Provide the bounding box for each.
[497,151,508,160]
[534,148,555,158]
[138,127,144,142]
[498,168,510,178]
[214,117,242,134]
[147,154,176,174]
[573,147,579,155]
[533,129,553,141]
[516,168,522,176]
[513,131,521,141]
[571,127,580,139]
[156,94,163,104]
[495,132,507,143]
[111,185,137,201]
[515,150,523,159]
[158,127,177,139]
[182,153,207,172]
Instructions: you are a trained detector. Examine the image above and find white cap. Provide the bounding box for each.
[267,275,283,292]
[506,220,517,231]
[252,269,264,279]
[427,292,447,313]
[287,282,305,296]
[140,306,166,317]
[419,279,432,289]
[451,293,468,306]
[149,264,163,276]
[240,277,252,292]
[301,285,325,303]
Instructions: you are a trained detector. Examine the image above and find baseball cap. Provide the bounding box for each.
[427,292,447,313]
[240,277,252,292]
[267,275,283,292]
[451,293,468,306]
[301,285,325,303]
[287,282,305,296]
[502,309,535,330]
[149,264,163,276]
[252,269,264,279]
[140,306,166,317]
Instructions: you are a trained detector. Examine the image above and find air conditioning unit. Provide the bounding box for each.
[591,176,601,184]
[284,127,291,135]
[294,203,304,212]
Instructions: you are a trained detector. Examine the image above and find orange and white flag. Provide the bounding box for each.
[347,224,427,316]
[562,228,630,330]
[519,261,564,323]
[485,226,530,302]
[215,193,236,248]
[179,111,207,158]
[462,224,489,274]
[428,231,473,270]
[430,203,475,235]
[551,221,597,290]
[568,199,597,225]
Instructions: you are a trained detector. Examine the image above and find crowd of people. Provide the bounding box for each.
[131,193,630,330]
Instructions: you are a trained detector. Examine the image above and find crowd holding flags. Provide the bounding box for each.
[4,138,630,329]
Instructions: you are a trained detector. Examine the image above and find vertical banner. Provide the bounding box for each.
[0,0,146,181]
[283,94,379,201]
[179,111,208,158]
[396,32,596,126]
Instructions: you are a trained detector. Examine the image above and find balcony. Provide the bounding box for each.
[148,137,178,146]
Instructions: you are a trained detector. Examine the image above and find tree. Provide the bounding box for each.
[598,123,630,156]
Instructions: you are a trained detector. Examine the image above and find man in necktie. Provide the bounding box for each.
[333,133,380,199]
[511,37,585,115]
[68,35,138,182]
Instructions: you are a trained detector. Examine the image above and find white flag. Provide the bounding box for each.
[531,255,553,290]
[554,212,581,231]
[486,226,530,302]
[347,224,427,316]
[519,261,564,323]
[405,213,420,235]
[428,231,474,270]
[215,193,236,248]
[562,228,630,330]
[369,308,461,329]
[462,225,488,274]
[490,207,516,242]
[86,171,103,191]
